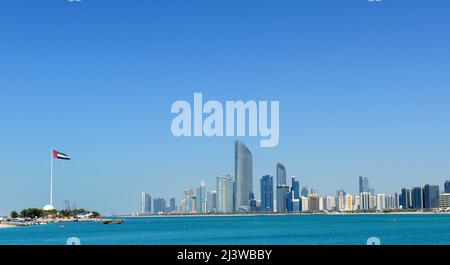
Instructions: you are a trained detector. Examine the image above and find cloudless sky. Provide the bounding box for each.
[1,0,450,215]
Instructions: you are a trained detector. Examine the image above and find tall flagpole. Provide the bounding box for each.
[50,148,53,206]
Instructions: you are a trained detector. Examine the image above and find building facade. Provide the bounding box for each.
[260,175,274,212]
[412,186,424,209]
[153,198,166,214]
[196,181,207,214]
[359,176,370,193]
[217,174,234,213]
[234,141,253,212]
[424,184,440,209]
[445,181,450,194]
[439,193,450,209]
[207,191,217,213]
[141,192,152,214]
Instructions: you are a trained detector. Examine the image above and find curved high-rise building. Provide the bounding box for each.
[276,163,286,186]
[234,141,253,212]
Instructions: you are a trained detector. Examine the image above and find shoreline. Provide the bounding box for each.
[119,211,450,218]
[0,218,102,228]
[0,224,15,229]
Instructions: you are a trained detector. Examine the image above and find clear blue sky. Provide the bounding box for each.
[1,0,449,215]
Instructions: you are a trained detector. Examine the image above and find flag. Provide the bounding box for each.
[53,149,71,160]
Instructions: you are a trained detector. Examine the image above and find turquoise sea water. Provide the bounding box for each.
[1,214,450,245]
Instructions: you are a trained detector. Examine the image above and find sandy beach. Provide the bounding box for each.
[0,224,15,229]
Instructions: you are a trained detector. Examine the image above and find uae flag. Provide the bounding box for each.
[53,149,71,160]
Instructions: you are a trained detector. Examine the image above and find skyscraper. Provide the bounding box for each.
[353,195,360,210]
[169,198,176,212]
[181,188,195,213]
[424,184,440,209]
[301,196,309,212]
[260,175,274,212]
[286,190,294,212]
[153,198,166,214]
[360,192,372,210]
[336,195,345,211]
[325,196,335,211]
[359,176,370,193]
[445,180,450,193]
[291,176,300,199]
[344,194,353,211]
[217,174,234,213]
[196,181,207,213]
[394,192,400,209]
[386,195,396,209]
[276,163,289,213]
[292,198,300,212]
[412,186,424,209]
[376,194,386,210]
[207,191,217,213]
[308,194,320,212]
[336,189,346,211]
[234,141,253,213]
[301,186,309,197]
[141,192,152,214]
[276,185,290,213]
[276,163,286,185]
[401,188,413,209]
[336,189,346,197]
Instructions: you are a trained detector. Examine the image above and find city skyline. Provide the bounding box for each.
[138,140,450,215]
[138,175,450,215]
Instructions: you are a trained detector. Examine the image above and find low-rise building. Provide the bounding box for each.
[439,193,450,209]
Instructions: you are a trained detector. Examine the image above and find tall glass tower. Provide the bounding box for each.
[260,175,274,212]
[276,163,286,186]
[234,141,253,213]
[424,184,440,209]
[196,181,206,213]
[291,177,300,199]
[359,176,370,193]
[276,163,288,213]
[412,186,424,209]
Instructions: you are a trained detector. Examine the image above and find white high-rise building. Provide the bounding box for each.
[337,195,345,211]
[141,192,151,214]
[320,197,327,211]
[360,192,372,210]
[325,196,335,211]
[354,195,360,210]
[371,195,377,209]
[376,194,387,210]
[301,196,309,212]
[217,174,234,213]
[196,181,207,213]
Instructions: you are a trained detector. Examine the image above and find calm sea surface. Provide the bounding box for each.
[1,214,450,245]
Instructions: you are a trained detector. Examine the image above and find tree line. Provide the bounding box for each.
[10,208,101,219]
